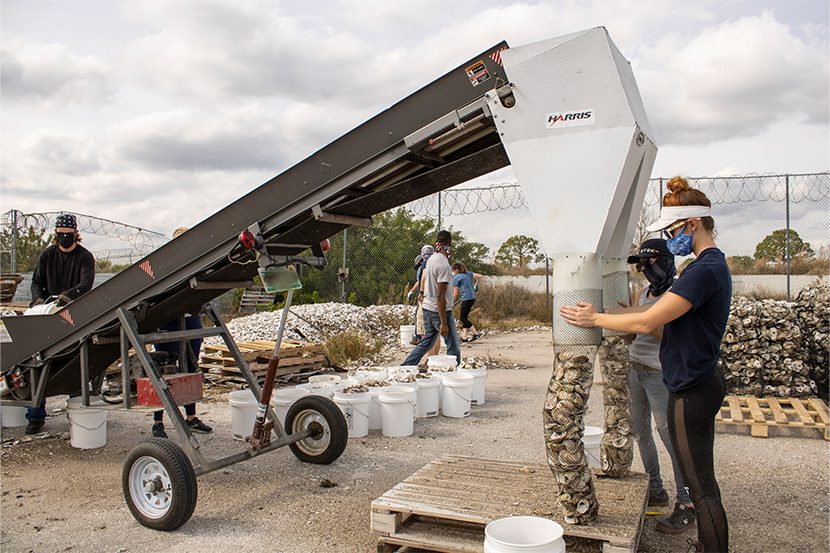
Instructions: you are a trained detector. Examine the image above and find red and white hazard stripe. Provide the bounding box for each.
[139,259,155,278]
[59,310,74,326]
[489,47,507,66]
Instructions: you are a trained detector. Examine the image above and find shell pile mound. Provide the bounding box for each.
[794,284,829,400]
[207,303,416,346]
[720,295,817,398]
[544,347,598,525]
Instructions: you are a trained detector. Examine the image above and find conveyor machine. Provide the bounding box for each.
[0,27,656,530]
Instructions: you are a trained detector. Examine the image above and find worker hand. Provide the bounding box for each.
[56,294,72,307]
[559,302,598,328]
[29,297,45,308]
[440,323,449,337]
[407,291,414,302]
[617,300,629,308]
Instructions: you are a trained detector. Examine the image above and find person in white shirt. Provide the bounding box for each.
[402,230,461,367]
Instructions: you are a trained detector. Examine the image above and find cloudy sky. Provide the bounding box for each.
[1,0,828,256]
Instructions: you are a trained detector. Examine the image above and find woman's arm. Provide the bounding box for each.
[560,291,693,334]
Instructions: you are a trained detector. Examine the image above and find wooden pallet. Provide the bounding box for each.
[200,339,326,377]
[715,396,829,440]
[371,455,649,553]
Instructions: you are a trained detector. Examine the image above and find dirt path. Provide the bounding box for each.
[1,330,827,552]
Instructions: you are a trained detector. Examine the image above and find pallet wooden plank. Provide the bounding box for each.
[727,396,743,423]
[765,398,788,424]
[379,519,483,553]
[807,398,830,425]
[745,397,766,423]
[789,399,817,426]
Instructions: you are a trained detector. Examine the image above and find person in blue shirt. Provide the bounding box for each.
[561,176,731,553]
[451,262,483,342]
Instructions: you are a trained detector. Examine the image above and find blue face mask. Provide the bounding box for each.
[666,224,694,256]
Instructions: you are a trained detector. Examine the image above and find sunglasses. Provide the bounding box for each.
[662,220,687,240]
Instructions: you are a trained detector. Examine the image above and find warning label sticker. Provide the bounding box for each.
[0,321,12,343]
[465,60,491,87]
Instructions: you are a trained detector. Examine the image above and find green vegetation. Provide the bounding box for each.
[0,226,50,272]
[323,329,382,367]
[754,229,814,262]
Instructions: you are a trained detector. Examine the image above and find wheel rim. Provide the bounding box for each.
[129,455,173,519]
[291,408,331,456]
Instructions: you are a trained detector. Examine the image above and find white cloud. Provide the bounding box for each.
[638,11,829,145]
[0,39,114,107]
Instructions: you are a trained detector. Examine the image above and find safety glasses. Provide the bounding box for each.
[662,220,687,240]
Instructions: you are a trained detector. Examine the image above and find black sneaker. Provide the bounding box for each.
[656,502,696,534]
[648,488,670,507]
[25,421,45,435]
[187,417,213,434]
[151,422,168,439]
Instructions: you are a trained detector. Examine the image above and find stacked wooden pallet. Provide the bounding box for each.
[715,395,829,440]
[200,339,327,380]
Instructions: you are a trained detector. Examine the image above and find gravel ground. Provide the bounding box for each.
[1,330,828,553]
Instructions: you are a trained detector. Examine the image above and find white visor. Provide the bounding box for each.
[645,205,712,232]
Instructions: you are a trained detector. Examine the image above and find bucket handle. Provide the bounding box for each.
[448,386,471,402]
[349,402,370,419]
[66,412,107,432]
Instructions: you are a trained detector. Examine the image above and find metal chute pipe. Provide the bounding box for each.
[551,253,603,346]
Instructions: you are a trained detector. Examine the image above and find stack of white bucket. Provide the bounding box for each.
[228,356,488,442]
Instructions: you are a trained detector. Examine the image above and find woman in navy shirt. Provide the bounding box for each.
[561,177,731,553]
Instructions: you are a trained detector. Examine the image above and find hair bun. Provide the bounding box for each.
[666,176,689,194]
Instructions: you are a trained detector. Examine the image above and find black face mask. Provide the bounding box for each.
[640,256,676,296]
[57,232,76,249]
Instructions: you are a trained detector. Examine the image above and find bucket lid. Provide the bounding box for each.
[308,374,342,384]
[427,355,457,367]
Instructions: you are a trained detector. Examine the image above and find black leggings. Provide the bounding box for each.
[459,299,475,329]
[668,370,728,552]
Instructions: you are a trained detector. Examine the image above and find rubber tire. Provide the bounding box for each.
[122,438,197,531]
[285,395,348,465]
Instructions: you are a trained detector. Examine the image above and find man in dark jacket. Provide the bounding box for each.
[30,213,95,308]
[26,213,95,434]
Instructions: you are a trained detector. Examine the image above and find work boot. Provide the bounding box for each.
[151,422,168,439]
[25,421,45,435]
[187,417,213,434]
[656,502,696,534]
[648,488,670,507]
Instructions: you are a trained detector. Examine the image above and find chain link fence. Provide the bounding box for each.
[2,173,827,318]
[331,172,828,324]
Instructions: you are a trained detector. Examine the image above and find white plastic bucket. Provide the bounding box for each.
[400,325,416,346]
[582,426,604,469]
[441,373,473,418]
[458,367,487,405]
[272,387,310,425]
[355,368,388,382]
[307,374,343,385]
[0,405,28,427]
[484,516,566,553]
[65,397,108,449]
[427,355,457,371]
[379,386,417,437]
[296,381,336,399]
[333,388,371,438]
[415,376,440,418]
[229,389,259,441]
[367,386,387,430]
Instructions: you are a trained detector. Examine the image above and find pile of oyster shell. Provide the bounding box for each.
[794,284,829,399]
[721,295,818,397]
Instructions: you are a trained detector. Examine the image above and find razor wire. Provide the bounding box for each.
[1,210,166,252]
[405,173,829,217]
